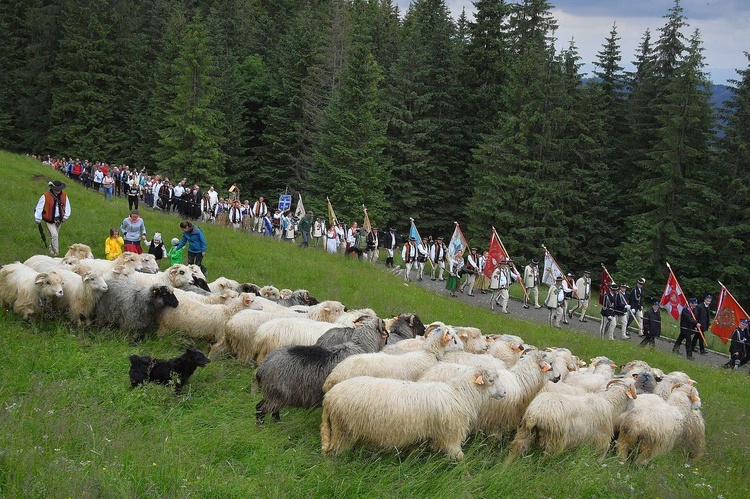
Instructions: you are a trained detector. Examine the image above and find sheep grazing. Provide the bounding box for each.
[251,317,342,365]
[129,346,210,394]
[474,350,561,438]
[507,378,637,462]
[616,383,704,464]
[207,276,241,293]
[322,326,464,392]
[320,367,505,460]
[562,356,618,392]
[254,318,389,423]
[156,293,258,342]
[0,263,64,320]
[133,264,194,289]
[64,243,94,260]
[94,280,179,339]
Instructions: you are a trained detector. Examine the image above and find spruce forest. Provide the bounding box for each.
[1,0,750,300]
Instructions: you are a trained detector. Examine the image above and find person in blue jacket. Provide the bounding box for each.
[174,220,207,268]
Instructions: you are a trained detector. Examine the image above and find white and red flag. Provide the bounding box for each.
[659,265,687,321]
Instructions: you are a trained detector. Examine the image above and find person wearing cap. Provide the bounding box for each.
[120,209,147,254]
[691,294,713,355]
[613,283,631,339]
[627,277,646,336]
[298,210,314,247]
[429,236,448,281]
[461,247,480,296]
[490,260,512,313]
[572,270,592,322]
[674,297,699,360]
[640,299,662,347]
[366,227,380,264]
[401,236,419,281]
[35,179,72,255]
[383,227,398,268]
[727,319,749,369]
[544,275,566,328]
[600,283,619,340]
[145,232,167,267]
[523,258,541,309]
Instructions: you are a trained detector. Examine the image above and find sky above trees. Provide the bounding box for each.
[399,0,748,83]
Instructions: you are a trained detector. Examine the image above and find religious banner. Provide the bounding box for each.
[447,222,468,261]
[541,247,565,286]
[484,229,509,279]
[294,193,305,219]
[710,283,749,344]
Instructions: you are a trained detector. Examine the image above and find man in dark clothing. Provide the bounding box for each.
[691,295,712,355]
[627,278,645,336]
[600,283,618,340]
[674,297,699,360]
[640,299,662,347]
[383,227,398,268]
[727,319,749,369]
[614,283,630,339]
[298,211,313,248]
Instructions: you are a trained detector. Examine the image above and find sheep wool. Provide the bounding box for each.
[321,367,505,460]
[0,263,64,320]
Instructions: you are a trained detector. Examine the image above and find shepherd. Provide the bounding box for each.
[34,180,71,255]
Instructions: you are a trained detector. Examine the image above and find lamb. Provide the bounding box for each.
[52,264,109,326]
[616,383,703,464]
[507,378,637,462]
[129,346,210,394]
[0,263,64,320]
[562,356,618,392]
[156,293,258,342]
[380,321,449,355]
[208,277,241,293]
[473,350,562,438]
[94,280,179,339]
[254,318,389,423]
[251,317,343,364]
[133,264,194,289]
[320,367,506,460]
[322,326,464,392]
[64,243,94,260]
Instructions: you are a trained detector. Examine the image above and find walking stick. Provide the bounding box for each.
[37,222,48,249]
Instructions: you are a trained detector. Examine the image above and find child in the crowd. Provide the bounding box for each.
[167,237,184,265]
[145,232,167,266]
[104,228,124,260]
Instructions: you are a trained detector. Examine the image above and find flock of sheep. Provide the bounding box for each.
[0,243,705,464]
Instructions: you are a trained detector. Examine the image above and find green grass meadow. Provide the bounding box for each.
[0,151,748,497]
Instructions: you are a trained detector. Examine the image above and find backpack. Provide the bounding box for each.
[355,231,367,250]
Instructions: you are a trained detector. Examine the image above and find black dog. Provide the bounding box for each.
[129,346,210,394]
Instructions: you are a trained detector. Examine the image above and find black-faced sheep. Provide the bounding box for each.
[276,289,319,307]
[129,346,210,394]
[94,280,179,339]
[320,367,505,460]
[0,263,64,320]
[507,378,637,462]
[254,318,389,423]
[322,326,464,392]
[616,383,704,464]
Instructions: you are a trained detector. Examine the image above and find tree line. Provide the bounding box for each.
[1,0,749,301]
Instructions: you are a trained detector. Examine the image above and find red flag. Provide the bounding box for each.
[484,230,509,279]
[598,269,613,305]
[660,271,687,321]
[711,286,749,344]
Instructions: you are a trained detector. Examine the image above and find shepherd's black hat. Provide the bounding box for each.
[49,180,66,190]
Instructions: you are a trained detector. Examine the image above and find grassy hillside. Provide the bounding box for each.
[0,151,747,498]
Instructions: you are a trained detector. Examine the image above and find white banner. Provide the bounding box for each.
[542,250,565,286]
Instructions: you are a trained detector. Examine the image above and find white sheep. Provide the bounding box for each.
[616,383,703,464]
[23,254,72,273]
[322,326,464,392]
[0,263,64,320]
[64,243,94,260]
[259,285,280,300]
[133,264,194,289]
[540,348,588,395]
[474,350,561,438]
[251,317,342,364]
[156,293,258,342]
[207,276,241,293]
[507,378,637,462]
[454,327,489,354]
[212,308,300,362]
[51,265,109,326]
[381,321,447,354]
[279,288,293,299]
[485,335,526,367]
[419,357,508,381]
[321,367,505,460]
[172,288,240,304]
[76,252,143,274]
[562,356,618,392]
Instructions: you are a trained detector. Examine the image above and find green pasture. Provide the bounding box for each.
[0,151,746,498]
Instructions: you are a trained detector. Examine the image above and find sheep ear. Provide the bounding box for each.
[474,375,485,386]
[540,362,551,372]
[243,294,252,305]
[34,273,49,285]
[443,333,451,344]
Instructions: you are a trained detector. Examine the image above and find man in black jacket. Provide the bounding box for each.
[614,283,630,339]
[691,295,712,355]
[674,297,699,360]
[627,278,645,336]
[640,299,662,347]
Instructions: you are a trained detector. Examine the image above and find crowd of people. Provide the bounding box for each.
[37,155,743,365]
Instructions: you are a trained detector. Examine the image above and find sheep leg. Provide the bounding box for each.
[255,400,267,424]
